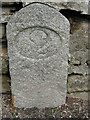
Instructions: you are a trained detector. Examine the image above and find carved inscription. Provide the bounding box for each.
[15,27,62,60]
[7,3,70,108]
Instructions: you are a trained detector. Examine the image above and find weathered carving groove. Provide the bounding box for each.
[14,26,62,60]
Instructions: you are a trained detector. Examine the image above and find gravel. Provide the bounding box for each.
[1,94,89,119]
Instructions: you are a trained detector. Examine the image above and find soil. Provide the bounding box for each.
[1,94,89,119]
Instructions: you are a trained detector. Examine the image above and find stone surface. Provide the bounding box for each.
[0,15,12,23]
[0,23,6,39]
[58,1,89,14]
[68,92,89,100]
[68,64,88,76]
[67,18,89,93]
[0,95,2,120]
[0,47,9,75]
[69,50,88,65]
[2,94,89,119]
[68,50,89,76]
[0,75,10,93]
[70,21,88,52]
[68,75,88,93]
[0,0,16,2]
[0,38,7,43]
[22,1,89,14]
[7,3,70,108]
[0,2,23,24]
[1,7,14,16]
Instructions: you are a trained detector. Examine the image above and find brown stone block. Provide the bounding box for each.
[1,7,15,15]
[0,75,10,93]
[0,47,7,55]
[1,1,16,6]
[67,92,89,100]
[0,23,6,39]
[68,75,88,93]
[70,21,88,52]
[0,47,9,75]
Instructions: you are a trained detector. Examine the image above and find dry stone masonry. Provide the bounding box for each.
[7,3,70,108]
[22,0,89,14]
[0,2,22,94]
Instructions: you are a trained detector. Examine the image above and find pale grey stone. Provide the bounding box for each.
[0,0,16,2]
[0,15,11,23]
[68,64,88,76]
[69,50,88,65]
[68,50,89,76]
[58,1,89,14]
[7,3,70,108]
[22,0,89,14]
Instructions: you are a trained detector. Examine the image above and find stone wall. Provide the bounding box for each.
[0,2,23,94]
[0,1,89,101]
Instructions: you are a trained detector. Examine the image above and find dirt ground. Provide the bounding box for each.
[1,93,89,119]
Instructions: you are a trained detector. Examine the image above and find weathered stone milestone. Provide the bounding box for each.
[7,3,70,108]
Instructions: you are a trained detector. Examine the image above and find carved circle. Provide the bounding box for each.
[15,27,62,60]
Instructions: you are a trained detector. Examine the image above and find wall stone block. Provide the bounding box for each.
[0,47,9,75]
[0,75,10,93]
[68,75,88,93]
